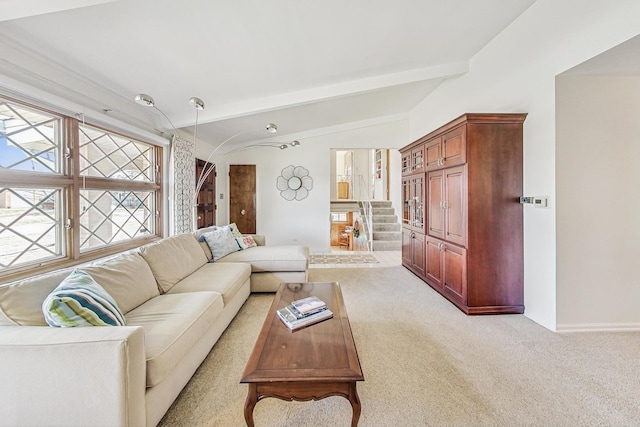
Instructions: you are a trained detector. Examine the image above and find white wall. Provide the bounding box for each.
[408,0,640,330]
[212,120,408,252]
[556,75,640,331]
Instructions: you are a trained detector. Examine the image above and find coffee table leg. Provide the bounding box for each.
[348,382,361,427]
[244,383,257,427]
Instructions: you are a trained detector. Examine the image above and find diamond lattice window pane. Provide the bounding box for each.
[0,100,62,174]
[0,188,63,270]
[79,125,154,182]
[79,189,154,251]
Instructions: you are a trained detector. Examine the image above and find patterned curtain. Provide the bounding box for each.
[170,134,195,234]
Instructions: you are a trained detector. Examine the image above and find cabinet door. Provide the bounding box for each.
[412,174,425,233]
[444,165,467,246]
[402,176,412,229]
[411,146,425,172]
[425,235,443,289]
[402,229,412,266]
[443,243,467,303]
[425,136,442,171]
[401,150,411,175]
[442,126,466,168]
[427,170,444,239]
[411,232,425,277]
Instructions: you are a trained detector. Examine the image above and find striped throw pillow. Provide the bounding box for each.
[42,269,126,327]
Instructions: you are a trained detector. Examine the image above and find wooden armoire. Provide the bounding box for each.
[400,113,527,314]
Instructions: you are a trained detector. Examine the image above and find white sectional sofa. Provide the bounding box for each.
[0,229,308,427]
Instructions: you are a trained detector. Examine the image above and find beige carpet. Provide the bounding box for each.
[159,267,640,426]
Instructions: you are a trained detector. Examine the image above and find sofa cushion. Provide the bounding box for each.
[42,269,126,327]
[125,291,223,387]
[81,252,159,314]
[236,234,258,250]
[139,234,208,293]
[217,245,309,272]
[197,235,214,260]
[202,226,241,261]
[194,225,265,261]
[167,262,251,305]
[0,268,74,326]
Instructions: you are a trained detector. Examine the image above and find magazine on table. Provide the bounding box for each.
[277,305,333,330]
[290,295,326,315]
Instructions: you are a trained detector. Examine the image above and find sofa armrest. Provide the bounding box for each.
[0,326,146,427]
[247,234,265,246]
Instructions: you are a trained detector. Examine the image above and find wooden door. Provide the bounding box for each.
[444,165,466,246]
[427,170,444,239]
[195,159,216,229]
[229,165,256,234]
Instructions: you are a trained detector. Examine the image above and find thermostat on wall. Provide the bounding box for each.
[520,196,549,208]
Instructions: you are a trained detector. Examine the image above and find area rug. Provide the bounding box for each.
[309,253,379,264]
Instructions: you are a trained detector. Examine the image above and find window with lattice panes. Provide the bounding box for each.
[0,96,162,281]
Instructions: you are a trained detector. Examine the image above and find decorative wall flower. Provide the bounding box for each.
[277,165,313,201]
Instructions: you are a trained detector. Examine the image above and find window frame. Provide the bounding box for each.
[0,96,163,284]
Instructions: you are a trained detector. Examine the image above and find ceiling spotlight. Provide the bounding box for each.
[189,97,205,110]
[266,123,278,133]
[279,144,288,150]
[135,93,155,107]
[290,140,300,147]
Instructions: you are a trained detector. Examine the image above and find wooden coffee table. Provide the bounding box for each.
[241,282,364,426]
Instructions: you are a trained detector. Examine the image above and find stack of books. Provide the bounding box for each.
[277,296,333,331]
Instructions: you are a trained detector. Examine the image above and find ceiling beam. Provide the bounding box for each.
[172,61,469,128]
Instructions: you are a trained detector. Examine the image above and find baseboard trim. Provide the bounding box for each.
[556,322,640,333]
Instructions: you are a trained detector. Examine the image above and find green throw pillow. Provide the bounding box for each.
[42,269,126,327]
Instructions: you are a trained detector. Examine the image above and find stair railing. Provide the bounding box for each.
[355,174,373,252]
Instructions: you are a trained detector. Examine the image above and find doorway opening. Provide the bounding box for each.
[330,148,395,251]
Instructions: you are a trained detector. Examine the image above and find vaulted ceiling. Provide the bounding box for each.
[0,0,536,146]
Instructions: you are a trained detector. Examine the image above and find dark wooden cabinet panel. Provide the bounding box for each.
[425,136,442,171]
[403,229,425,278]
[402,172,426,279]
[442,126,466,168]
[444,165,466,247]
[402,229,412,266]
[427,170,444,239]
[401,151,411,175]
[443,242,467,303]
[402,173,425,233]
[411,232,425,277]
[411,146,425,173]
[400,113,526,315]
[402,176,411,228]
[425,236,443,290]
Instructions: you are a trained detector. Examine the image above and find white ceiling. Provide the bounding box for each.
[0,0,537,146]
